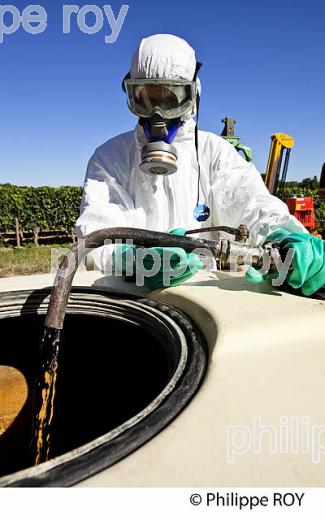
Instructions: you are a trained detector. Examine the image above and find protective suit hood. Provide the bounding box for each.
[130,34,197,81]
[129,34,201,99]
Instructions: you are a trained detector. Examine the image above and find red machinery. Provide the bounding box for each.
[286,196,315,231]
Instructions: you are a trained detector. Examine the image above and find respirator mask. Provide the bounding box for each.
[123,78,198,175]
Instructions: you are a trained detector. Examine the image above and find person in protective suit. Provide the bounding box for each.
[76,34,324,296]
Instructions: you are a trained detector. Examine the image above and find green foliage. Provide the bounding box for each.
[0,184,25,231]
[0,184,82,233]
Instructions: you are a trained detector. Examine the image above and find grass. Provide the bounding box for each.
[0,244,71,278]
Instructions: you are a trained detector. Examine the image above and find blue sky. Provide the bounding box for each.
[0,0,324,186]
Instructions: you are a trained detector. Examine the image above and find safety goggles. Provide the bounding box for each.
[124,79,197,119]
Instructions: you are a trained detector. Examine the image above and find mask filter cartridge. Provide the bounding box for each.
[140,141,178,175]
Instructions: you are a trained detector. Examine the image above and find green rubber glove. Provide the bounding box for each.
[141,228,204,290]
[113,228,204,290]
[246,229,325,296]
[112,242,136,274]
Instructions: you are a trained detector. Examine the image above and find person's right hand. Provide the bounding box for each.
[113,228,203,289]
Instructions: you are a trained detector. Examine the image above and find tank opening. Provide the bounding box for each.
[0,313,172,478]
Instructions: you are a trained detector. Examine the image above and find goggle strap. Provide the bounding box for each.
[122,71,131,92]
[193,61,203,81]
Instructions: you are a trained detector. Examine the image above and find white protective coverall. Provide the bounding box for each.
[76,34,306,272]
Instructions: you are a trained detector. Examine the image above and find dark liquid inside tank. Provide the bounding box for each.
[0,313,171,477]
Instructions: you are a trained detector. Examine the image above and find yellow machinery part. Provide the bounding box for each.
[265,133,295,194]
[272,133,295,149]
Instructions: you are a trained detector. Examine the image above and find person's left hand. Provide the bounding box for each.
[246,229,325,296]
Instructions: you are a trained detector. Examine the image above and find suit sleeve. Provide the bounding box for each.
[210,137,307,245]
